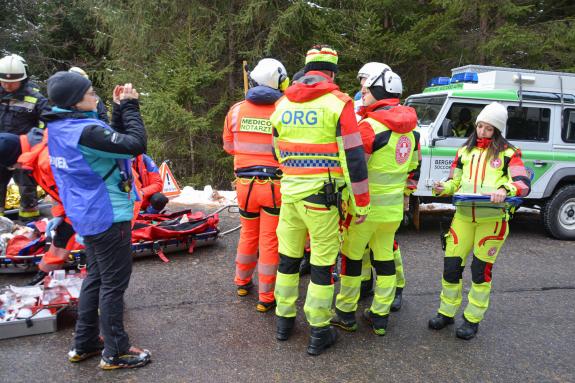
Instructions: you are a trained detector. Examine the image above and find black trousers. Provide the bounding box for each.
[74,221,133,357]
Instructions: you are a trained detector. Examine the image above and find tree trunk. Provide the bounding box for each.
[478,2,489,65]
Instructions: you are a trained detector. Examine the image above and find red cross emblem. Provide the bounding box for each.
[490,158,502,169]
[395,136,411,165]
[488,247,498,256]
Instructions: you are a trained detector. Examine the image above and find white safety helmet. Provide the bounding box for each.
[357,62,391,80]
[249,58,289,91]
[10,54,28,73]
[364,69,403,96]
[69,66,89,79]
[0,55,27,82]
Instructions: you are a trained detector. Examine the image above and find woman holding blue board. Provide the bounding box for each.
[428,102,531,340]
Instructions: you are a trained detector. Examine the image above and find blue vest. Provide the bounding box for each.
[48,117,131,236]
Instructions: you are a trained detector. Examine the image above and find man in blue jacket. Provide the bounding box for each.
[45,71,150,370]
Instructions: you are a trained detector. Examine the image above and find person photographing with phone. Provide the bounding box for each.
[428,102,531,340]
[44,71,150,369]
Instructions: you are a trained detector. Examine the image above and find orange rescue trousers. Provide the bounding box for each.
[234,178,281,303]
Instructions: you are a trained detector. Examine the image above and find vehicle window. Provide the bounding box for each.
[405,96,446,126]
[506,106,550,142]
[436,102,487,138]
[562,109,575,143]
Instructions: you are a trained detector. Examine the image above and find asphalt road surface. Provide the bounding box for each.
[1,209,573,383]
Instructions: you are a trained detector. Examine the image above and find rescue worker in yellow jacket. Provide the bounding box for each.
[428,102,531,340]
[330,67,420,336]
[355,62,417,311]
[271,45,370,355]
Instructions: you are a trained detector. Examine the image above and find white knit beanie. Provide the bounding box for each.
[476,102,508,132]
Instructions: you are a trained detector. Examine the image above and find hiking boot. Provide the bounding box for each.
[456,316,479,340]
[27,270,48,286]
[359,277,374,301]
[362,309,388,336]
[256,300,276,313]
[236,281,253,297]
[68,338,104,363]
[276,316,295,341]
[428,313,455,330]
[330,308,357,332]
[99,347,151,370]
[390,287,403,312]
[307,326,337,356]
[299,250,311,276]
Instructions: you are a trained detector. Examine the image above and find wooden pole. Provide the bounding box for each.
[242,60,249,95]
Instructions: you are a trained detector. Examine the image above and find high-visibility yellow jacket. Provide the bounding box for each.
[270,71,370,215]
[356,99,420,222]
[439,139,531,222]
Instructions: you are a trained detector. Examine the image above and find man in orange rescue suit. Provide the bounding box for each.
[271,45,370,355]
[223,58,288,312]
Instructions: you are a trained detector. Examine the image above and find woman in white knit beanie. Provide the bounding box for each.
[428,102,531,340]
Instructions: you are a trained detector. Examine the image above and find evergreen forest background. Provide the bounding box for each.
[2,0,575,188]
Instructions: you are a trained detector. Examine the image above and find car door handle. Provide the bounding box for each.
[533,160,547,167]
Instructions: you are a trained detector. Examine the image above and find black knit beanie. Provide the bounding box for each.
[150,192,169,211]
[47,71,92,108]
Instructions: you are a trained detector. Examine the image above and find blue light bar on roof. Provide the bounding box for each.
[451,72,478,84]
[429,77,451,86]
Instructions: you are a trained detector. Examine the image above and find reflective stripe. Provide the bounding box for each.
[394,247,405,289]
[258,263,278,275]
[335,275,362,313]
[370,193,403,206]
[277,141,339,154]
[230,103,241,132]
[9,100,35,110]
[223,140,234,152]
[235,267,254,280]
[275,272,300,318]
[24,96,38,104]
[303,282,334,327]
[259,281,275,293]
[279,150,339,159]
[233,141,273,154]
[509,165,527,178]
[282,158,341,168]
[18,210,40,218]
[342,131,363,149]
[305,293,333,309]
[464,282,491,322]
[368,171,407,185]
[371,275,396,316]
[236,252,258,264]
[351,179,369,195]
[439,279,462,317]
[513,181,530,197]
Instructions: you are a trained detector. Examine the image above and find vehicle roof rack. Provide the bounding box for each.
[452,65,575,78]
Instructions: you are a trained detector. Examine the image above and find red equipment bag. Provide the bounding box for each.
[132,209,219,241]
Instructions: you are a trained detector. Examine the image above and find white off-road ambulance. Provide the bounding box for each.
[406,65,575,240]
